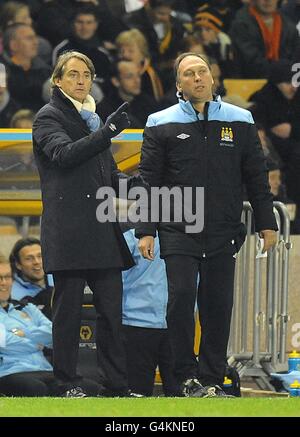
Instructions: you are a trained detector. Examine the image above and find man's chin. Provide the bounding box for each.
[27,275,44,283]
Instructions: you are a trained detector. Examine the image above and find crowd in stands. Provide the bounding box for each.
[0,1,300,230]
[1,0,299,397]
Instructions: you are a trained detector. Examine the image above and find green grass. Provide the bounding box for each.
[0,397,299,417]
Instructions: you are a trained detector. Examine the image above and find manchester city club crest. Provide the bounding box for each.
[220,127,234,147]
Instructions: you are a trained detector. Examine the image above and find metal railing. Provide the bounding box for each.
[228,201,291,389]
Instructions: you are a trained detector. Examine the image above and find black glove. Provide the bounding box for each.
[102,102,131,139]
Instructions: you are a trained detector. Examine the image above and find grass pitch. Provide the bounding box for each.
[0,397,299,417]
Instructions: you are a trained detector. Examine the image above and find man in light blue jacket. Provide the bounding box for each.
[0,255,54,396]
[9,237,54,320]
[0,255,98,397]
[122,228,178,396]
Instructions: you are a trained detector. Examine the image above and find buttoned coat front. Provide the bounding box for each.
[32,87,134,272]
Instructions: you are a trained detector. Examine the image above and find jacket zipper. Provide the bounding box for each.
[201,101,210,258]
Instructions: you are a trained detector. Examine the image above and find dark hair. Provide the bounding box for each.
[174,52,211,82]
[9,237,41,274]
[72,3,99,21]
[50,50,95,87]
[110,59,137,79]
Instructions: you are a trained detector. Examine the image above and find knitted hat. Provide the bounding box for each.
[194,11,224,33]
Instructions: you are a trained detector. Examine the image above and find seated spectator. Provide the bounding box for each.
[116,28,164,101]
[10,108,34,128]
[0,254,99,397]
[0,1,52,64]
[194,0,236,33]
[123,0,185,87]
[122,227,178,397]
[35,0,126,49]
[266,157,289,202]
[52,3,112,96]
[250,60,300,231]
[6,109,37,186]
[0,254,54,396]
[193,8,236,77]
[229,0,300,78]
[1,23,51,111]
[9,238,53,320]
[96,60,158,128]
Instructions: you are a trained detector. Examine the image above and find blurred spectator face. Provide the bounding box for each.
[197,26,218,45]
[10,26,38,60]
[55,58,93,103]
[14,5,32,26]
[152,5,172,24]
[268,169,281,196]
[114,61,142,97]
[176,55,214,103]
[16,244,44,284]
[13,118,33,129]
[0,262,13,303]
[277,82,297,100]
[253,0,279,15]
[119,43,144,66]
[73,13,98,40]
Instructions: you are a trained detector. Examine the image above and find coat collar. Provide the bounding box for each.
[178,94,222,119]
[50,87,90,134]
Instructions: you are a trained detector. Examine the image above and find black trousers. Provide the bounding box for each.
[52,268,128,393]
[164,252,236,386]
[0,371,100,397]
[123,325,178,396]
[0,371,57,397]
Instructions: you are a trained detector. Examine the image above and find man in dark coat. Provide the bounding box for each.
[32,50,137,397]
[229,0,300,78]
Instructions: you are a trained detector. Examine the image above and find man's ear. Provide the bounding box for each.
[176,81,182,93]
[54,78,61,88]
[111,77,120,88]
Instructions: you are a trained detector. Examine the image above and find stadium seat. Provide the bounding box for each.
[0,224,19,235]
[223,79,267,101]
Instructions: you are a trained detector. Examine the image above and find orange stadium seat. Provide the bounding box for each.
[224,79,267,101]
